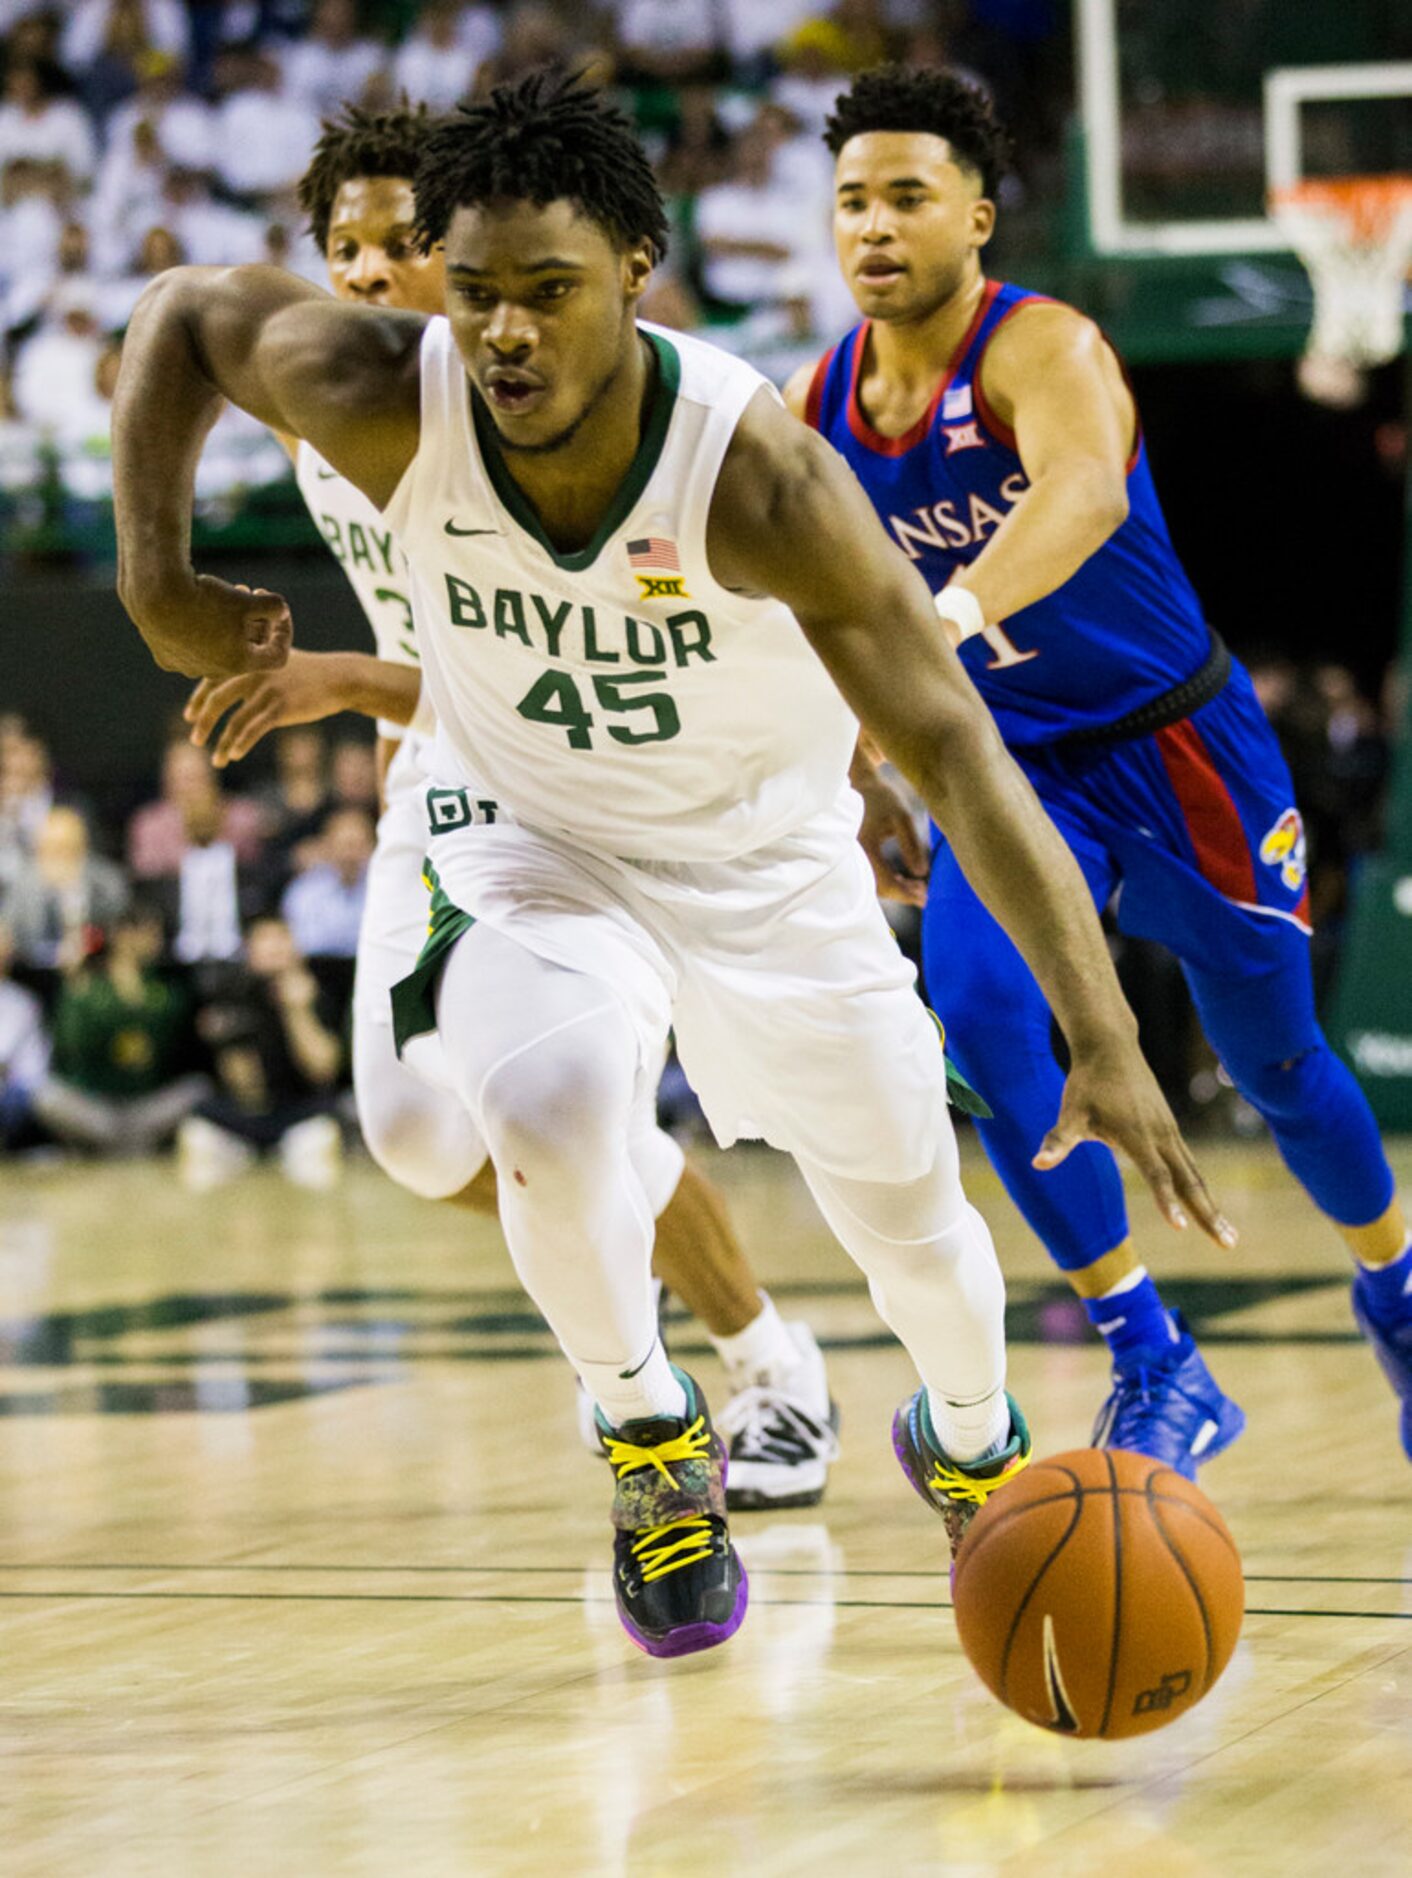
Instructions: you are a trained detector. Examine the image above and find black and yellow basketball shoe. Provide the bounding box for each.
[597,1368,748,1658]
[892,1388,1032,1563]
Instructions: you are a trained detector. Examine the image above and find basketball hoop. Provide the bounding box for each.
[1271,175,1412,407]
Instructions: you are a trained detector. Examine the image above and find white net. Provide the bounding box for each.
[1272,176,1412,401]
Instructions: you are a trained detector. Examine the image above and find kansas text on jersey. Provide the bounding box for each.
[806,280,1215,748]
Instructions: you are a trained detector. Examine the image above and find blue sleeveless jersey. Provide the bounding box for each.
[806,280,1213,746]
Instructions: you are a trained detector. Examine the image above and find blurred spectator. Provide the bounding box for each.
[0,11,60,58]
[161,789,265,965]
[613,0,723,90]
[1249,656,1390,930]
[258,726,331,873]
[0,157,66,324]
[53,337,123,511]
[393,0,491,110]
[772,21,858,135]
[5,210,99,334]
[0,365,43,521]
[192,398,293,502]
[0,916,49,1150]
[59,0,191,73]
[693,108,818,325]
[281,806,373,959]
[105,52,215,174]
[0,728,55,880]
[2,805,128,970]
[128,741,263,881]
[90,119,172,274]
[213,43,321,203]
[75,0,162,117]
[12,287,106,433]
[261,215,325,286]
[32,902,207,1155]
[657,84,731,196]
[139,166,265,266]
[93,220,186,327]
[0,60,95,186]
[718,0,819,82]
[328,738,379,816]
[277,0,386,119]
[181,915,343,1189]
[475,3,585,90]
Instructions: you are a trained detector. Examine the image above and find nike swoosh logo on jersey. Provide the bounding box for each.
[444,520,498,536]
[315,466,339,479]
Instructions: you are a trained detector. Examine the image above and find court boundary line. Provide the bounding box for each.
[0,1587,1402,1620]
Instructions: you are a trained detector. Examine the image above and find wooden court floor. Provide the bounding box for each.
[1,1136,1410,1877]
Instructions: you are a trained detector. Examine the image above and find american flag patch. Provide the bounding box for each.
[627,536,681,573]
[942,385,973,421]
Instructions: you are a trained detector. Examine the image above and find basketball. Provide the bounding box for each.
[952,1449,1244,1739]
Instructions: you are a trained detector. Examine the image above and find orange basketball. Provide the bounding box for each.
[952,1448,1244,1739]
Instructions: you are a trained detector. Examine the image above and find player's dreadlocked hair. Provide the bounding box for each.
[824,66,1013,199]
[299,102,434,252]
[411,69,670,262]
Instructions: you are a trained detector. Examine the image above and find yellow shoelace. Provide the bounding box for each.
[602,1415,718,1585]
[631,1517,716,1584]
[602,1414,711,1484]
[927,1446,1031,1507]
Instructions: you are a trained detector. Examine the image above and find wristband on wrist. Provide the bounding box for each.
[934,583,985,643]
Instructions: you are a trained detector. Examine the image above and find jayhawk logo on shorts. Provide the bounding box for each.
[1259,808,1307,892]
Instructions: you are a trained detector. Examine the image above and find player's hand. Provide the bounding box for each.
[124,572,292,680]
[186,650,341,767]
[1037,1035,1238,1249]
[855,769,928,908]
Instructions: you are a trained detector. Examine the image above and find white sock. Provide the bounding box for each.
[926,1388,1012,1466]
[1097,1265,1147,1300]
[580,1338,687,1430]
[1354,1231,1412,1272]
[710,1291,798,1385]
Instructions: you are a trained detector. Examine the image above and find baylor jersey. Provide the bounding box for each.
[295,440,428,740]
[384,320,858,863]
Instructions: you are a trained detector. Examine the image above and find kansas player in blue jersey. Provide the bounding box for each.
[789,65,1412,1477]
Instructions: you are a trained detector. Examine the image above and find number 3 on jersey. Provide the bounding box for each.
[516,668,682,750]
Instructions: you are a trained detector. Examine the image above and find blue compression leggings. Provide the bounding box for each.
[924,883,1396,1272]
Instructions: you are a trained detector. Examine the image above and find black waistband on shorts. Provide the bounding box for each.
[1049,630,1232,753]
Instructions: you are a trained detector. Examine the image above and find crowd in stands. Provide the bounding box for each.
[0,708,378,1187]
[0,0,1065,540]
[0,655,1397,1174]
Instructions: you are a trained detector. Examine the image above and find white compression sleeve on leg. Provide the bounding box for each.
[797,1146,1007,1432]
[434,923,685,1425]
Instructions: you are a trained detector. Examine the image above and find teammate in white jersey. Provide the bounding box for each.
[181,106,844,1513]
[113,73,1232,1662]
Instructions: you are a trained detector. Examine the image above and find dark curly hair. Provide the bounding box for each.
[298,103,434,252]
[411,69,670,261]
[824,66,1013,198]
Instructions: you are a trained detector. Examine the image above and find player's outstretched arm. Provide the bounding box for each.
[185,651,423,767]
[940,304,1134,630]
[113,264,423,680]
[710,388,1236,1249]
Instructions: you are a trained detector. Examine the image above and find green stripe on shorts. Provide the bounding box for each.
[390,857,476,1057]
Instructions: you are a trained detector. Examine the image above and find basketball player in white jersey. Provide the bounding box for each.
[181,106,844,1515]
[113,74,1230,1661]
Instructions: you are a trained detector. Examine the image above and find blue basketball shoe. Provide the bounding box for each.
[891,1388,1032,1562]
[1350,1273,1412,1459]
[597,1367,748,1659]
[1091,1312,1245,1480]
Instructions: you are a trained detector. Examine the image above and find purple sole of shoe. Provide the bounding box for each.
[619,1565,749,1660]
[891,1409,926,1502]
